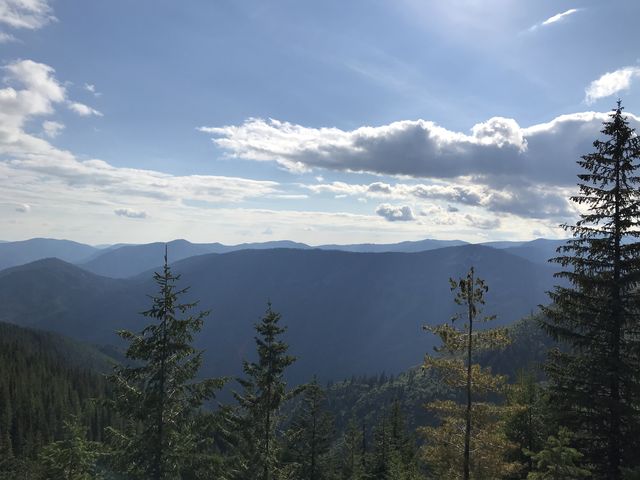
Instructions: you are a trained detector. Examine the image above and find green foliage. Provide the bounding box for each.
[231,302,301,480]
[525,428,591,479]
[283,378,335,480]
[39,416,103,480]
[106,252,225,479]
[0,321,113,471]
[422,267,518,479]
[503,369,552,478]
[541,102,640,479]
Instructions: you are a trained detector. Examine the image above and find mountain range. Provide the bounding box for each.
[0,243,561,383]
[0,237,566,278]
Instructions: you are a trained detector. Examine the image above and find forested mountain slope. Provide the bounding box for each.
[0,245,559,383]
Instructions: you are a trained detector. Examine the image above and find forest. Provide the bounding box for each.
[0,103,639,480]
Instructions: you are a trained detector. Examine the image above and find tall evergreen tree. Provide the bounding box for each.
[421,266,517,479]
[106,250,225,479]
[525,428,591,480]
[232,302,301,480]
[541,101,640,479]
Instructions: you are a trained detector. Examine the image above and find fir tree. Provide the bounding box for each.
[284,378,335,480]
[232,302,301,480]
[421,266,518,479]
[339,419,366,480]
[541,101,640,479]
[106,250,225,479]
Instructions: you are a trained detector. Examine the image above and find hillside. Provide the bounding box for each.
[0,238,98,272]
[0,245,559,384]
[0,322,115,460]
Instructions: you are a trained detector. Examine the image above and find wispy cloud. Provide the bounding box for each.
[529,8,579,32]
[0,0,55,30]
[0,30,16,42]
[84,83,101,97]
[585,66,640,104]
[68,102,103,117]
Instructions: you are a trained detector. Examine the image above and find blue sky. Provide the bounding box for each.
[1,0,639,245]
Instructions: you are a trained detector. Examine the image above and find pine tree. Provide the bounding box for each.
[232,302,301,480]
[106,250,225,479]
[38,416,102,480]
[421,266,518,479]
[284,378,335,480]
[525,427,591,480]
[541,101,640,479]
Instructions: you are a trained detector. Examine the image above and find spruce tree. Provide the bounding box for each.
[232,302,301,480]
[541,101,640,479]
[106,250,225,479]
[421,266,517,479]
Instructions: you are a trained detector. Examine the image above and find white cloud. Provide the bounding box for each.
[68,101,103,117]
[375,204,416,222]
[204,112,639,188]
[15,203,30,213]
[0,30,16,42]
[541,9,579,26]
[115,208,147,219]
[0,0,54,30]
[585,67,640,104]
[42,120,63,138]
[84,83,101,97]
[529,8,579,31]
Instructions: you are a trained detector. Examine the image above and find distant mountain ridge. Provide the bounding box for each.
[0,236,568,278]
[0,245,560,383]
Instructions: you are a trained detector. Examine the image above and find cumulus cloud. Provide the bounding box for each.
[203,112,638,189]
[115,208,147,219]
[585,67,640,104]
[0,0,55,30]
[68,101,102,117]
[375,204,416,222]
[42,120,63,138]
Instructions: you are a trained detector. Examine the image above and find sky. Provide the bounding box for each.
[0,0,639,246]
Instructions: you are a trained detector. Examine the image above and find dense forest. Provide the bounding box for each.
[0,103,639,479]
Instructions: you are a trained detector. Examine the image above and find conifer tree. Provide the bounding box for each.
[541,101,640,479]
[421,266,517,479]
[284,378,335,480]
[525,428,591,480]
[232,302,301,480]
[38,416,102,480]
[106,250,225,479]
[339,418,366,480]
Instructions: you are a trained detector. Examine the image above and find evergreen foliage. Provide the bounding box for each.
[231,302,301,480]
[38,416,103,480]
[105,251,225,479]
[525,427,591,480]
[541,102,640,479]
[421,266,518,479]
[283,378,335,480]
